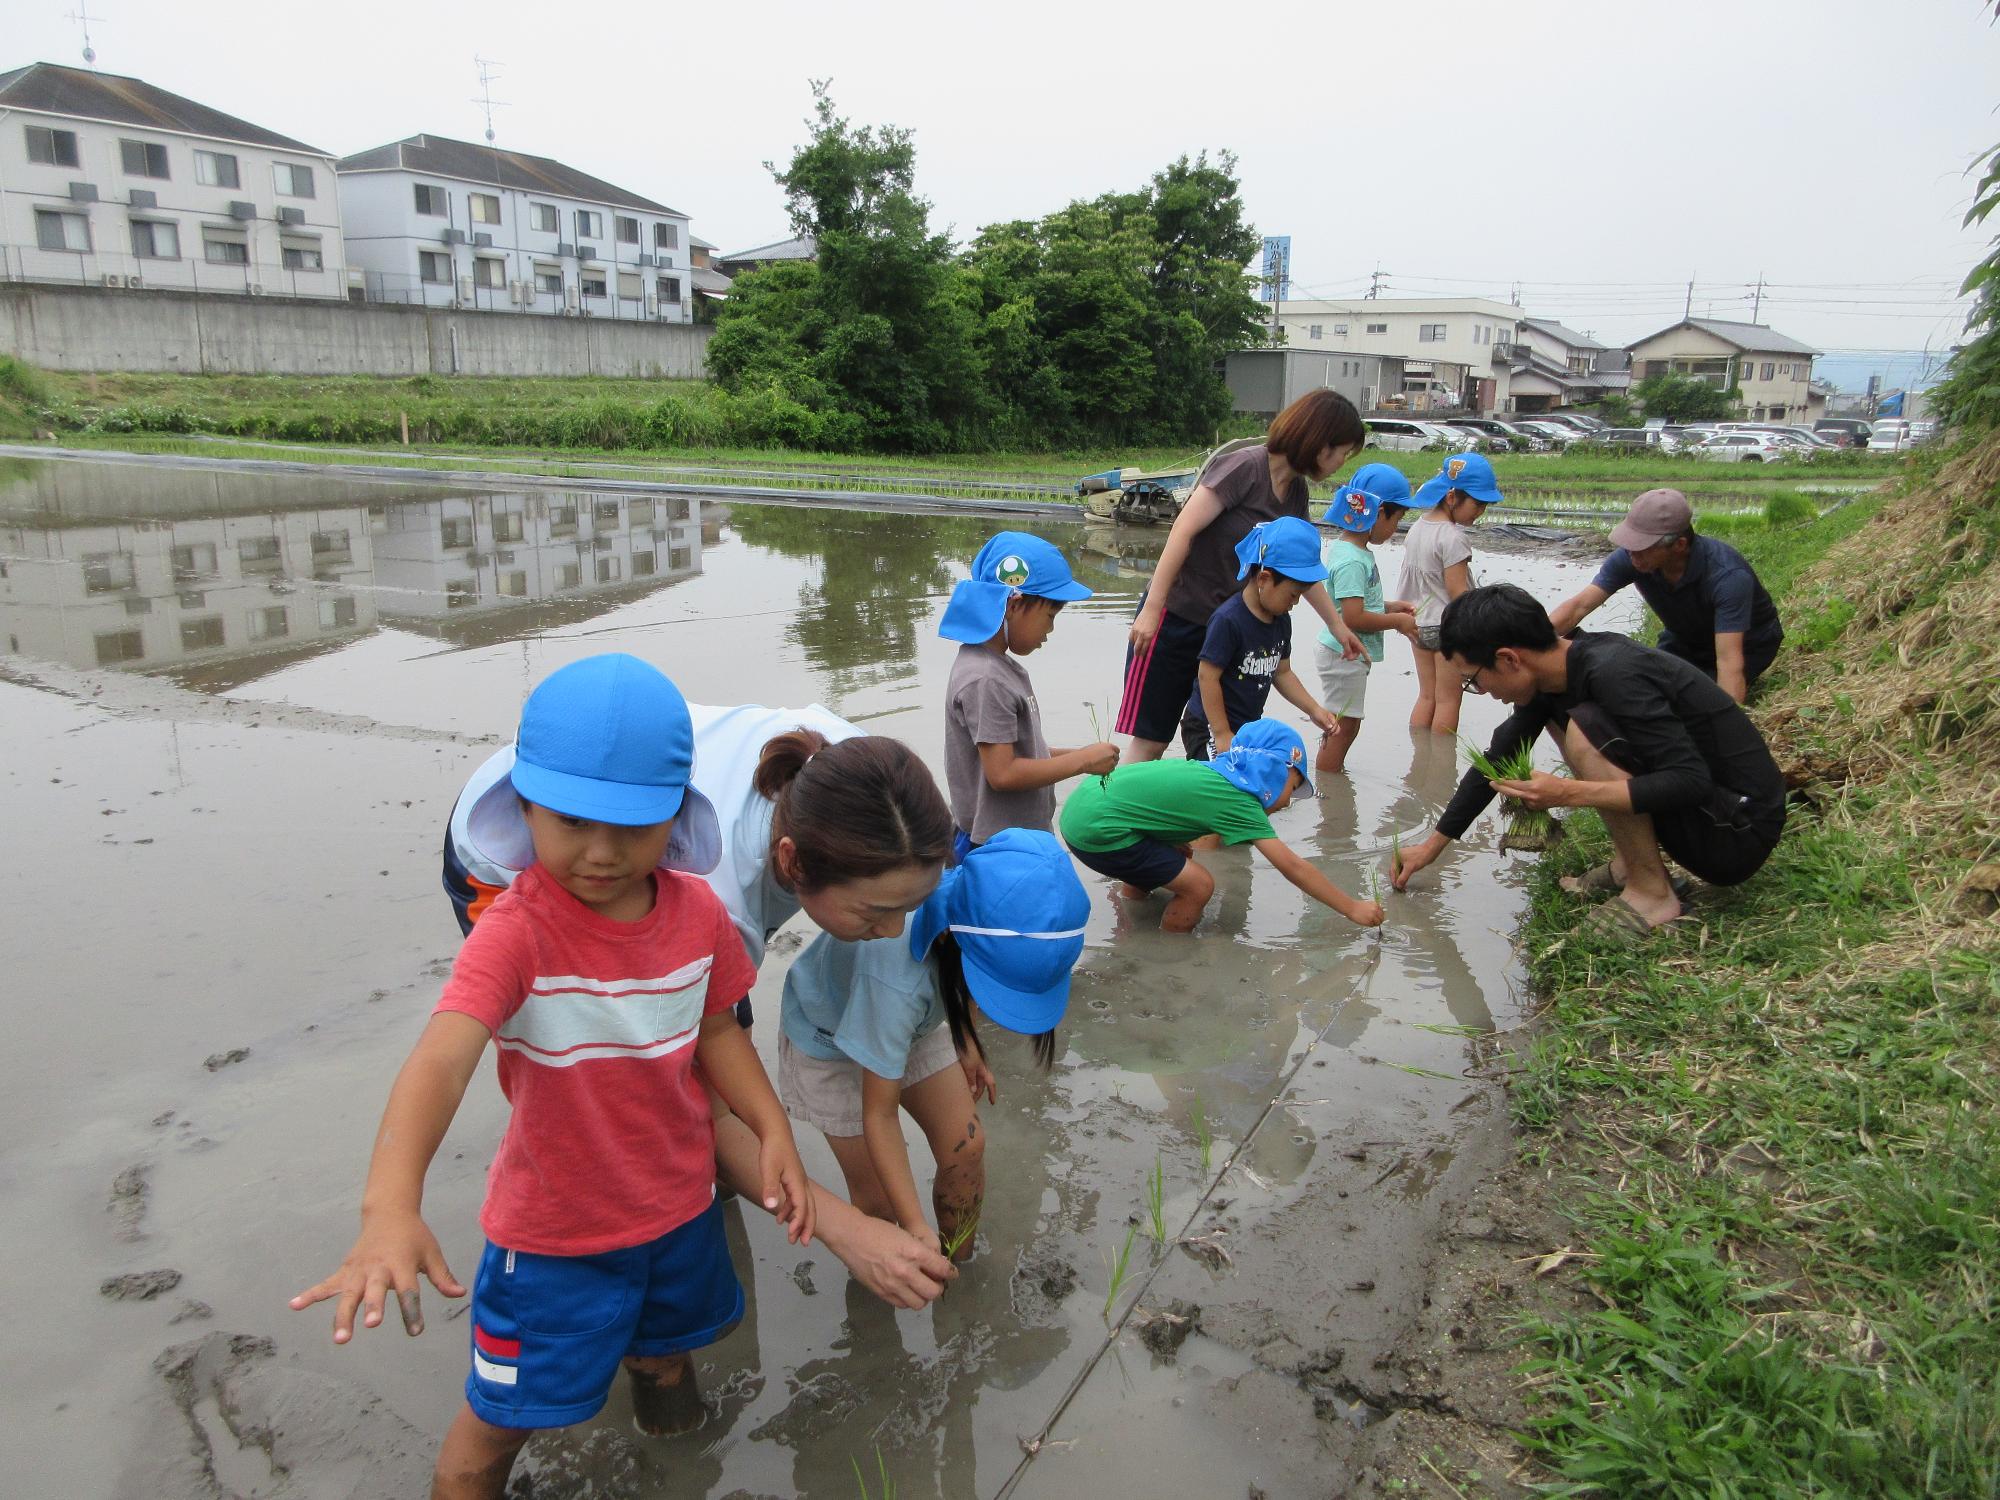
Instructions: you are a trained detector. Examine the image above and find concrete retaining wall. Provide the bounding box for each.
[0,284,711,379]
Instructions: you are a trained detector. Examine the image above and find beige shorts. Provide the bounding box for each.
[1316,646,1372,720]
[778,1024,961,1138]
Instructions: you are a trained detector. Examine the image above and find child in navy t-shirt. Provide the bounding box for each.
[1180,516,1342,760]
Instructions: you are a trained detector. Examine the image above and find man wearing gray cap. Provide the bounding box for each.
[1548,488,1783,703]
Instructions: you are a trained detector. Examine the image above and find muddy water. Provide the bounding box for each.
[0,457,1638,1499]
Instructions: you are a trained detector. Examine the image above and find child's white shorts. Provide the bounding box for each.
[1316,647,1372,720]
[778,1026,961,1137]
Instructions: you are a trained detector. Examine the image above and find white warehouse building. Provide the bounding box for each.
[336,135,692,322]
[0,62,347,299]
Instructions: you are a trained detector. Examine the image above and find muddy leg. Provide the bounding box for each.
[902,1064,985,1262]
[1429,656,1465,735]
[626,1353,704,1437]
[1316,716,1360,773]
[823,1132,896,1222]
[432,1404,533,1500]
[1160,857,1215,934]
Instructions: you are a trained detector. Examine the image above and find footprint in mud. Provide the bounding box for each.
[1009,1248,1078,1323]
[101,1268,181,1301]
[130,1331,431,1498]
[108,1163,150,1241]
[747,1371,863,1443]
[1134,1298,1203,1362]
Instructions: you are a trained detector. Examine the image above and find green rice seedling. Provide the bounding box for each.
[1460,737,1558,849]
[1145,1155,1167,1242]
[940,1214,979,1261]
[851,1447,895,1499]
[1390,825,1403,881]
[1191,1096,1213,1175]
[1103,1224,1138,1322]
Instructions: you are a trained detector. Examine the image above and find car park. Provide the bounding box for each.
[1692,432,1787,463]
[1868,420,1914,452]
[1511,418,1583,446]
[1450,417,1552,451]
[1814,418,1873,448]
[1363,418,1477,452]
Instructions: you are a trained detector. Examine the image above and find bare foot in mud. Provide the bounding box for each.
[627,1354,705,1437]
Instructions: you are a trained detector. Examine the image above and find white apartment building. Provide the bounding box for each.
[337,135,692,322]
[1266,297,1525,412]
[1626,318,1821,424]
[0,62,347,299]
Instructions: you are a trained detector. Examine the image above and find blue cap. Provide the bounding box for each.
[1413,451,1504,509]
[494,654,722,873]
[1232,515,1329,583]
[938,532,1093,644]
[1326,462,1413,533]
[1208,718,1313,810]
[908,828,1089,1036]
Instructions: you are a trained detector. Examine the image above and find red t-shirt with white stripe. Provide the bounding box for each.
[436,863,756,1256]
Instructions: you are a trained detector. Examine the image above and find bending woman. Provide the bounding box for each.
[1119,389,1368,762]
[443,703,959,1308]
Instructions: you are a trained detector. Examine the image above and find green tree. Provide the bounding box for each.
[1933,115,2000,429]
[1631,371,1741,423]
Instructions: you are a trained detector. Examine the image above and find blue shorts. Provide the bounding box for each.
[464,1199,743,1430]
[1067,836,1190,893]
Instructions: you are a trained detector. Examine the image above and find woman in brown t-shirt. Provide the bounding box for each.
[1116,390,1367,760]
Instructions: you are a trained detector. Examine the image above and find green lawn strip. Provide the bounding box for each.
[1506,473,2000,1495]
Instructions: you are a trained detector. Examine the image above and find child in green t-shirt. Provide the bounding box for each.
[1059,718,1385,934]
[1315,464,1418,773]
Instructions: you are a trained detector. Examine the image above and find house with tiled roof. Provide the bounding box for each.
[0,61,346,298]
[335,134,691,321]
[1626,318,1823,423]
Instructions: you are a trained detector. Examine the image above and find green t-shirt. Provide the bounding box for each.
[1318,537,1385,662]
[1059,759,1276,852]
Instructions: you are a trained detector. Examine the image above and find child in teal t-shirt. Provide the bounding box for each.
[1059,718,1385,934]
[1315,464,1417,772]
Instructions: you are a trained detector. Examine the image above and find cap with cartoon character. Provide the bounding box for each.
[938,532,1093,644]
[1413,451,1505,509]
[1326,462,1414,534]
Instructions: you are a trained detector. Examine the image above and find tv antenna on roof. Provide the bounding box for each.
[67,5,104,67]
[472,56,509,144]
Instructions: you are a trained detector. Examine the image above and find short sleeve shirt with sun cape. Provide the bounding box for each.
[1165,445,1312,624]
[945,644,1053,843]
[435,863,758,1257]
[1058,759,1276,853]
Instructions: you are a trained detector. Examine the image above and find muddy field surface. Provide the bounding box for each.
[0,458,1636,1498]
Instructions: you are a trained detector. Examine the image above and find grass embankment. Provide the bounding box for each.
[1510,437,2000,1495]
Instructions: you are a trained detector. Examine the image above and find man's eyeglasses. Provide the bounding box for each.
[1459,664,1488,695]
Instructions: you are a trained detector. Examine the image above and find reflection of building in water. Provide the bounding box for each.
[371,490,701,620]
[1,460,706,673]
[0,507,377,671]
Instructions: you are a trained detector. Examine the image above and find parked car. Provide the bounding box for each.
[1868,420,1913,453]
[1364,418,1477,453]
[1450,417,1552,451]
[1813,418,1872,448]
[1584,428,1671,450]
[1720,422,1839,451]
[1660,425,1711,452]
[1532,413,1597,436]
[1512,418,1583,446]
[1692,432,1788,463]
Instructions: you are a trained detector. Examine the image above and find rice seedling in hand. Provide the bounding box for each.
[1460,736,1559,850]
[1104,1223,1138,1322]
[1145,1155,1168,1242]
[941,1214,979,1261]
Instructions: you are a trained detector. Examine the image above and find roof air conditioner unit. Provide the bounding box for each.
[442,228,466,245]
[564,285,579,311]
[457,276,474,300]
[277,206,305,225]
[68,181,99,202]
[576,245,597,262]
[472,232,493,248]
[467,551,488,568]
[228,200,256,220]
[573,539,591,555]
[509,281,526,304]
[128,188,157,208]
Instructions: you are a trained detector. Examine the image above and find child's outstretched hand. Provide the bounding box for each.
[959,1049,998,1106]
[1078,742,1120,777]
[759,1130,815,1247]
[290,1209,465,1344]
[1345,895,1387,928]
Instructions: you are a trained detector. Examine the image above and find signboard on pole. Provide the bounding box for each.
[1258,236,1291,303]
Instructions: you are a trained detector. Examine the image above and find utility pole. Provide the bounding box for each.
[1684,275,1695,319]
[1367,263,1386,299]
[1751,272,1764,323]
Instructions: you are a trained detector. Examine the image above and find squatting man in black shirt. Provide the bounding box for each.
[1391,584,1788,938]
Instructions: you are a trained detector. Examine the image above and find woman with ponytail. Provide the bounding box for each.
[441,701,960,1307]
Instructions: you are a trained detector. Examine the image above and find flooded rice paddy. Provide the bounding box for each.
[0,455,1638,1498]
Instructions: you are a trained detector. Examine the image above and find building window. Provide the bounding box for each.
[531,202,559,233]
[497,570,528,597]
[594,499,621,523]
[559,562,581,589]
[1761,362,1776,381]
[318,596,357,629]
[1366,322,1387,335]
[96,629,145,665]
[238,536,283,574]
[445,579,477,609]
[669,545,691,571]
[492,511,524,543]
[273,162,315,198]
[575,209,602,240]
[1333,323,1348,336]
[203,234,249,265]
[120,139,170,178]
[310,529,351,565]
[1308,324,1323,340]
[654,222,678,251]
[549,501,578,535]
[616,215,640,244]
[595,556,623,584]
[1778,363,1790,377]
[617,271,642,300]
[129,220,180,260]
[194,150,239,188]
[172,542,217,580]
[26,125,80,167]
[414,184,446,216]
[180,616,226,651]
[440,516,475,549]
[1419,323,1447,342]
[281,241,324,270]
[248,606,289,641]
[534,263,563,295]
[82,551,136,593]
[629,499,655,526]
[657,276,681,305]
[473,257,504,289]
[580,270,607,298]
[35,209,90,252]
[632,550,657,578]
[419,251,451,284]
[469,193,501,225]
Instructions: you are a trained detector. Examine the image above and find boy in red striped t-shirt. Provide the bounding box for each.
[293,655,811,1499]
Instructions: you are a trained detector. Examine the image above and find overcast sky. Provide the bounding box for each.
[13,0,1996,366]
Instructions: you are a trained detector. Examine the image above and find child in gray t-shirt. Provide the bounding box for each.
[938,533,1119,858]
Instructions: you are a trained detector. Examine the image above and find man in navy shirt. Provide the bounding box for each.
[1549,488,1783,703]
